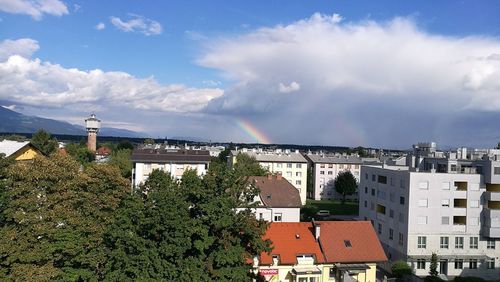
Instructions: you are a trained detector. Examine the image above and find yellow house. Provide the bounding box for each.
[254,221,387,282]
[0,140,42,161]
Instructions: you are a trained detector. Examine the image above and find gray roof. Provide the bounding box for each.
[232,150,307,163]
[131,148,211,163]
[0,140,30,158]
[306,154,362,164]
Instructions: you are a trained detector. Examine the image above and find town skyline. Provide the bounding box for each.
[1,1,500,148]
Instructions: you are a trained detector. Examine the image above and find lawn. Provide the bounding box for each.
[304,199,359,216]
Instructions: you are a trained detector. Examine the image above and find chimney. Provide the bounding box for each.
[276,173,282,180]
[267,174,273,180]
[314,223,320,241]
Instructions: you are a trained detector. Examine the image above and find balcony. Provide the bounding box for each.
[452,207,467,216]
[485,191,500,201]
[482,208,500,238]
[454,199,467,208]
[453,216,467,232]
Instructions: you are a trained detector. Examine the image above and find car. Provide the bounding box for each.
[316,210,331,217]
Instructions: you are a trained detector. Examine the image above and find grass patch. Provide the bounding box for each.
[304,199,359,216]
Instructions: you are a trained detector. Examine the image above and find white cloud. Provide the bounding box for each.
[0,0,68,20]
[278,81,300,93]
[198,13,500,146]
[110,14,162,36]
[95,22,105,30]
[0,38,39,61]
[1,104,16,110]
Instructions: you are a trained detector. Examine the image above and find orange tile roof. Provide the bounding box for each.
[260,222,325,265]
[318,221,387,263]
[259,221,387,266]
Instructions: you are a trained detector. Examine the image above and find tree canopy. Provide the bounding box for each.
[233,153,267,177]
[31,129,58,156]
[333,170,357,203]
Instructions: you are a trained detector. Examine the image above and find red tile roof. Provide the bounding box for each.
[259,221,387,266]
[248,175,302,208]
[260,222,325,265]
[318,221,387,263]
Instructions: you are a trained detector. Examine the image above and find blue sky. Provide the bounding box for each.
[1,0,500,148]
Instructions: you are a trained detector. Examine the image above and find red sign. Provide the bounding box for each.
[259,269,279,275]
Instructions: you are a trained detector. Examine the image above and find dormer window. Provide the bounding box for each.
[344,240,352,248]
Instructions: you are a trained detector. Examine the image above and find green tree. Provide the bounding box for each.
[333,170,357,204]
[116,140,134,151]
[108,149,132,178]
[0,154,13,227]
[429,253,438,277]
[391,260,412,278]
[233,153,267,177]
[65,143,95,165]
[0,155,129,281]
[31,129,58,156]
[0,134,28,142]
[143,138,155,145]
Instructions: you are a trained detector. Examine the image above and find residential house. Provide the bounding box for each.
[0,140,42,161]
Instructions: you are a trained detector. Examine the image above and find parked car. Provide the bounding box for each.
[316,210,331,217]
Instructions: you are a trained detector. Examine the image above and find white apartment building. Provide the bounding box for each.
[359,143,500,279]
[131,144,211,187]
[306,153,362,200]
[229,148,308,204]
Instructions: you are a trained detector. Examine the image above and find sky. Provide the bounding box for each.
[1,0,500,149]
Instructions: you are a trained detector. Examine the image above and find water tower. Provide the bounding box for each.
[85,113,101,152]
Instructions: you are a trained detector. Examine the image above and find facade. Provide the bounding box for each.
[245,175,302,222]
[253,221,387,282]
[229,148,308,204]
[0,140,41,161]
[359,143,500,279]
[306,153,362,200]
[131,144,211,187]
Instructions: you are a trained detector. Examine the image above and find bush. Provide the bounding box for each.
[391,261,412,278]
[425,276,445,282]
[454,277,490,282]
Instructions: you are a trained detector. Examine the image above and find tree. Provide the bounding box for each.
[0,155,129,281]
[233,153,267,177]
[31,129,58,156]
[333,170,357,204]
[429,253,438,277]
[108,149,132,178]
[391,260,412,278]
[143,138,155,145]
[65,143,95,165]
[116,140,134,151]
[0,154,13,227]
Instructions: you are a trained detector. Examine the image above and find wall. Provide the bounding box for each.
[12,146,40,161]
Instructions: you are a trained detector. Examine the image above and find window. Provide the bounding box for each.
[287,163,293,168]
[399,233,404,245]
[470,237,478,249]
[365,187,368,194]
[296,180,302,186]
[455,237,464,249]
[442,216,450,225]
[287,171,292,177]
[390,193,395,202]
[344,240,352,247]
[259,213,263,220]
[327,171,333,175]
[364,201,367,208]
[417,216,427,225]
[440,237,449,249]
[494,167,500,175]
[328,164,333,168]
[487,258,495,269]
[370,202,375,210]
[470,200,479,208]
[296,163,302,168]
[276,163,282,168]
[418,236,427,249]
[372,174,376,181]
[320,164,325,168]
[371,189,375,196]
[378,223,382,234]
[469,259,478,269]
[389,228,394,240]
[454,259,463,269]
[296,172,302,177]
[451,165,457,172]
[419,181,429,189]
[418,199,428,207]
[400,196,405,205]
[417,259,426,269]
[487,240,496,249]
[389,209,394,218]
[378,175,387,184]
[320,171,325,175]
[441,199,450,207]
[365,173,368,179]
[273,213,282,222]
[399,213,404,223]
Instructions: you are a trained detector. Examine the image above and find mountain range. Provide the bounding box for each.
[0,107,143,138]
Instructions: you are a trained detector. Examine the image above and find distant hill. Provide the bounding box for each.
[0,106,143,138]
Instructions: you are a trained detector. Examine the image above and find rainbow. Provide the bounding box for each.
[236,118,272,144]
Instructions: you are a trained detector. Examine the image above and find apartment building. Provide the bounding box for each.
[306,153,362,200]
[359,143,500,279]
[229,148,308,204]
[131,144,211,187]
